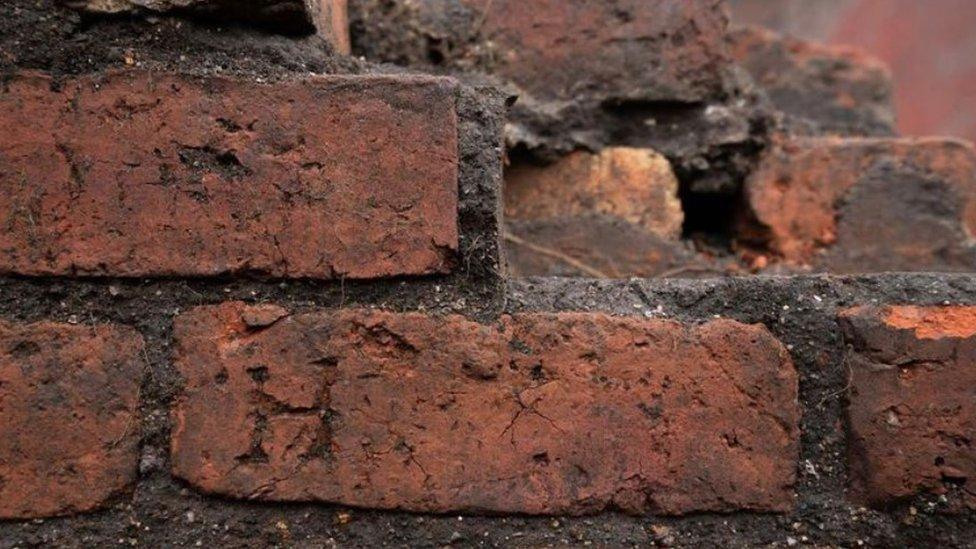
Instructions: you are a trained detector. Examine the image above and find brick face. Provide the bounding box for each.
[172,303,798,515]
[0,70,458,279]
[465,0,730,102]
[742,137,976,272]
[840,306,976,509]
[0,321,144,518]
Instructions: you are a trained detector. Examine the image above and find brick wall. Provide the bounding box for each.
[0,0,974,547]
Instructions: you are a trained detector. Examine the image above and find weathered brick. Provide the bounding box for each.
[350,0,731,103]
[172,303,798,515]
[742,137,976,272]
[0,321,143,518]
[0,70,458,279]
[504,216,712,279]
[729,26,895,136]
[840,306,976,509]
[504,147,697,278]
[506,148,684,240]
[63,0,351,52]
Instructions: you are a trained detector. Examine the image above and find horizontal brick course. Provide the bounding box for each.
[840,305,976,509]
[0,321,144,518]
[172,303,799,515]
[0,70,458,279]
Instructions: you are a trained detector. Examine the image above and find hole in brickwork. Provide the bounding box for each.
[501,144,771,278]
[679,185,741,247]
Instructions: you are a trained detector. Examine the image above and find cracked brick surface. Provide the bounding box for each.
[0,320,144,518]
[171,302,799,515]
[0,70,458,279]
[840,305,976,510]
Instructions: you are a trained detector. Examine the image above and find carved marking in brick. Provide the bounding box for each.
[0,71,458,279]
[743,137,976,272]
[0,321,144,518]
[840,306,976,509]
[172,303,798,515]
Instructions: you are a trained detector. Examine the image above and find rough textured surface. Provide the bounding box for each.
[172,303,798,515]
[742,137,976,272]
[840,305,976,509]
[504,216,719,279]
[729,26,895,137]
[349,0,731,103]
[0,70,459,279]
[62,0,352,48]
[729,0,976,144]
[0,321,143,518]
[348,0,768,194]
[1,274,976,545]
[505,148,684,240]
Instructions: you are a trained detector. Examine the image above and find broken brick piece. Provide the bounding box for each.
[504,216,712,279]
[172,303,798,515]
[0,321,144,518]
[742,137,976,272]
[504,148,694,278]
[840,306,976,509]
[0,70,458,279]
[505,148,684,240]
[730,26,895,136]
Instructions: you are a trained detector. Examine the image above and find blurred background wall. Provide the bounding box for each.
[730,0,976,142]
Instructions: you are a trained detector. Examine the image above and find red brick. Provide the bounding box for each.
[172,303,798,515]
[729,26,894,136]
[840,306,976,508]
[466,0,730,102]
[352,0,730,103]
[504,148,703,278]
[505,148,684,240]
[742,137,976,272]
[0,70,458,279]
[0,321,143,518]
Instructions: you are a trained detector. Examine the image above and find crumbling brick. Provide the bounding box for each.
[172,303,799,516]
[506,148,684,240]
[840,305,976,509]
[351,0,731,103]
[0,321,144,518]
[503,147,700,278]
[730,26,895,136]
[742,137,976,272]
